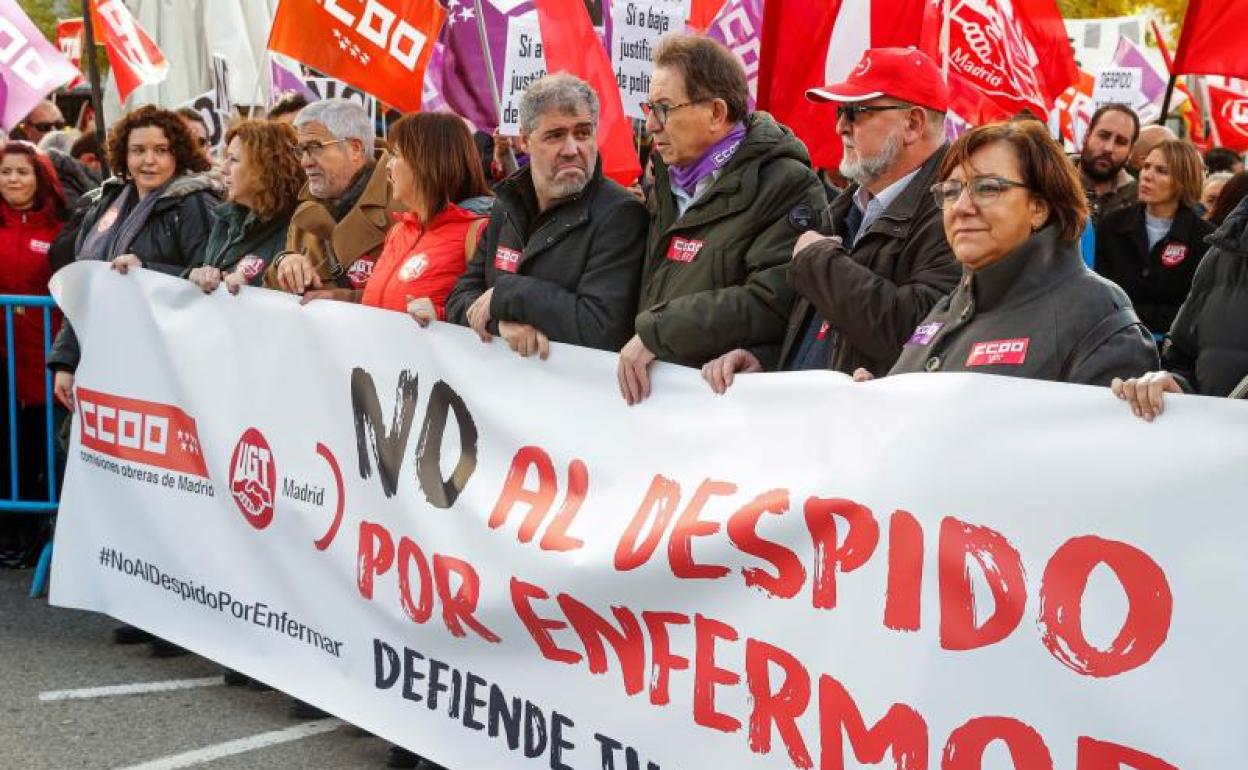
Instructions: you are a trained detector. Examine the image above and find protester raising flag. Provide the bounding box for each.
[757,0,926,169]
[535,0,641,186]
[91,0,169,103]
[268,0,445,113]
[0,0,79,131]
[1172,0,1248,81]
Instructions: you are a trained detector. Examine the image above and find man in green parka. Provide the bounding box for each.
[617,33,827,404]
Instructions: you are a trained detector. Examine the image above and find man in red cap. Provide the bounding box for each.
[701,47,962,390]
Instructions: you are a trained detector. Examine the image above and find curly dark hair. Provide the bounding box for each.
[224,120,304,221]
[106,105,211,181]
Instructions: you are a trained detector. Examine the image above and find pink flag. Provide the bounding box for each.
[0,0,79,131]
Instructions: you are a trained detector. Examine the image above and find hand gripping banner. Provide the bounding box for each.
[49,262,1248,769]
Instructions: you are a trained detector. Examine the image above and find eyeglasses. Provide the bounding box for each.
[836,104,912,124]
[29,120,67,133]
[296,138,349,158]
[930,176,1030,209]
[640,100,705,128]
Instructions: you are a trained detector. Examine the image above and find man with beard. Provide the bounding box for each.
[1077,103,1139,224]
[701,48,961,389]
[446,74,647,356]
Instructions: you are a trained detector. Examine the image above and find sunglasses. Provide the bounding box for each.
[29,120,67,133]
[836,104,912,124]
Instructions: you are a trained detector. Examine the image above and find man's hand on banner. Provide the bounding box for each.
[276,252,322,294]
[794,231,838,257]
[189,266,224,293]
[53,371,75,409]
[853,368,874,382]
[110,254,142,274]
[466,289,494,342]
[406,296,436,327]
[702,348,763,394]
[499,321,550,360]
[618,334,657,405]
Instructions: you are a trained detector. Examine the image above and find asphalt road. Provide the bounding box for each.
[0,568,407,769]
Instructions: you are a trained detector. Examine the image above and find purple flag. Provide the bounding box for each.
[0,0,77,131]
[269,58,316,106]
[1110,35,1170,123]
[703,0,764,103]
[438,0,537,131]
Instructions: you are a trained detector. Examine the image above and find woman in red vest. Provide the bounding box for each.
[0,141,68,565]
[361,113,492,322]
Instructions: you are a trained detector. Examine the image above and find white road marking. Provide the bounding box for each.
[115,719,344,770]
[38,676,224,702]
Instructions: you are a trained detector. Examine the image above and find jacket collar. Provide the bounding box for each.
[296,152,393,229]
[965,225,1084,312]
[495,157,602,238]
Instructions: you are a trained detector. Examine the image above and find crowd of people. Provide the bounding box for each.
[3,31,1248,769]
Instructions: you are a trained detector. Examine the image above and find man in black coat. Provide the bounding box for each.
[446,74,647,356]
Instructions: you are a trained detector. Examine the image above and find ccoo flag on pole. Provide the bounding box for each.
[90,0,169,103]
[268,0,446,113]
[0,0,79,131]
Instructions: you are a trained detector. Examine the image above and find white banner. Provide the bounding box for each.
[1092,66,1143,111]
[49,263,1248,769]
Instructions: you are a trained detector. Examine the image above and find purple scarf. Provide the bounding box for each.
[668,123,747,195]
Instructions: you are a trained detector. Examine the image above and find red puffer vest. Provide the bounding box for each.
[0,201,63,406]
[362,204,485,318]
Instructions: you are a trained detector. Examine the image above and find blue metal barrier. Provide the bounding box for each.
[0,295,62,597]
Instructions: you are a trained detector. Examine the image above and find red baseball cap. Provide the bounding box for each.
[806,47,950,113]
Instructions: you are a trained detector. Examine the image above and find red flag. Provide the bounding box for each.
[91,0,168,103]
[919,0,1076,124]
[56,18,86,89]
[1173,0,1248,80]
[534,0,641,186]
[267,0,444,113]
[687,0,728,31]
[757,0,927,170]
[1206,83,1248,153]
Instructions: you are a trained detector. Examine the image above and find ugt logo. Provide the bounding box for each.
[1223,99,1248,137]
[229,428,276,529]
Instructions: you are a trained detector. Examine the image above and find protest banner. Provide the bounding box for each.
[1091,67,1142,110]
[50,262,1247,769]
[183,55,233,152]
[498,16,545,134]
[610,0,687,119]
[268,0,445,113]
[0,0,80,131]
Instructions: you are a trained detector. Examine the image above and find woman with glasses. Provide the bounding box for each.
[1095,140,1212,338]
[46,105,221,656]
[186,120,305,294]
[876,120,1157,384]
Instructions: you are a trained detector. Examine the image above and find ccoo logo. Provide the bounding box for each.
[1222,99,1248,137]
[229,428,276,530]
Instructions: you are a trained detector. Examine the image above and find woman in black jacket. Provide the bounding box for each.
[46,106,219,657]
[1095,140,1213,338]
[49,106,220,401]
[1113,195,1248,419]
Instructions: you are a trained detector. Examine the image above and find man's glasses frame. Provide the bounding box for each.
[836,104,912,124]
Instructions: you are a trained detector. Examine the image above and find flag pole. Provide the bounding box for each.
[1159,75,1177,125]
[471,0,517,167]
[80,0,109,177]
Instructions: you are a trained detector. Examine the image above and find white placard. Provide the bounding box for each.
[1093,66,1144,109]
[499,17,547,135]
[611,0,689,119]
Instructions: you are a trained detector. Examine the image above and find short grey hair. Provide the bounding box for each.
[294,98,375,157]
[519,73,599,135]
